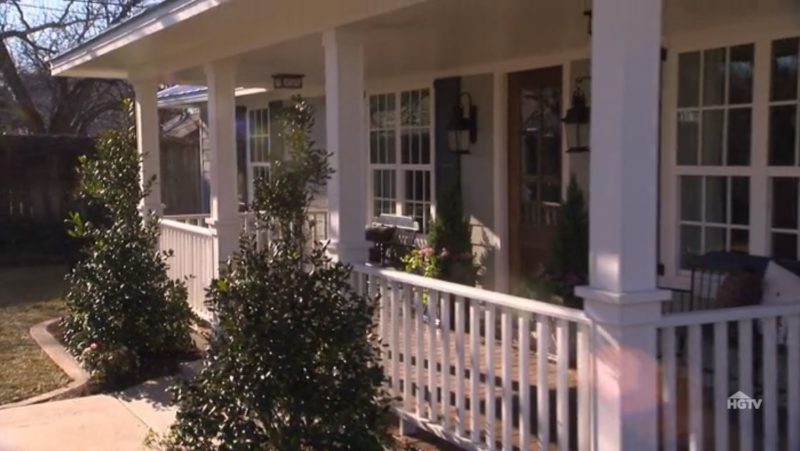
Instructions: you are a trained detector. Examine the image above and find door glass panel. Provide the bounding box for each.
[681,225,702,269]
[731,177,750,226]
[705,227,727,253]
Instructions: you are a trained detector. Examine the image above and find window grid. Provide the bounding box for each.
[768,37,800,166]
[676,45,754,167]
[675,44,755,271]
[678,175,750,268]
[247,108,271,200]
[368,89,434,233]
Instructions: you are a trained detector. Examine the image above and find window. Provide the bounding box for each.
[247,108,270,200]
[675,44,755,268]
[368,89,433,232]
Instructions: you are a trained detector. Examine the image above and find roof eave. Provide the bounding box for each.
[50,0,217,78]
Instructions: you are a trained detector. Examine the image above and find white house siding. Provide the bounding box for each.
[459,74,498,284]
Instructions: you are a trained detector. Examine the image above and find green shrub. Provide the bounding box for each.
[550,175,589,280]
[166,97,392,450]
[61,100,194,381]
[427,185,477,286]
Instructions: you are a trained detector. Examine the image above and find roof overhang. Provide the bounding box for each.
[50,0,223,78]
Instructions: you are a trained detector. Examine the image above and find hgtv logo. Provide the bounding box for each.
[727,391,762,410]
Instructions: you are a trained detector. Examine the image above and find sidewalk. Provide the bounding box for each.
[0,365,195,451]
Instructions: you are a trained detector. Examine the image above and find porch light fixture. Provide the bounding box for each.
[271,73,304,89]
[447,92,478,155]
[562,77,591,153]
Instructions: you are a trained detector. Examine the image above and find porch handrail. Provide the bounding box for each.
[160,217,214,236]
[658,300,800,327]
[351,263,590,324]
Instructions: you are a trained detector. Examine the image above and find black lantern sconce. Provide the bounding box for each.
[562,77,591,153]
[447,92,478,155]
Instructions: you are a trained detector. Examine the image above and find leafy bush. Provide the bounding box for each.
[427,185,477,285]
[402,246,440,278]
[550,175,588,282]
[166,97,392,450]
[61,100,194,381]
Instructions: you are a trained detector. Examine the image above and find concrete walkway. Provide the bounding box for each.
[0,365,197,451]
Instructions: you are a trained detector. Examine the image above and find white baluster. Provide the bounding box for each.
[762,317,777,451]
[456,296,466,436]
[688,324,703,451]
[519,313,531,450]
[537,316,550,449]
[577,322,591,451]
[428,290,439,422]
[485,303,497,450]
[441,293,452,432]
[403,284,412,410]
[470,301,481,442]
[556,319,569,451]
[713,322,728,451]
[415,287,425,417]
[501,309,512,450]
[738,320,753,451]
[661,327,678,451]
[390,281,401,398]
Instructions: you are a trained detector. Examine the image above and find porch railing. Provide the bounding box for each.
[159,218,216,320]
[351,264,593,451]
[657,302,800,451]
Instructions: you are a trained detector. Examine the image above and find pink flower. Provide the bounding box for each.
[420,247,434,258]
[440,248,450,258]
[90,343,98,350]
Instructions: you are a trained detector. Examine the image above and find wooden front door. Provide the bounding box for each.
[508,66,563,287]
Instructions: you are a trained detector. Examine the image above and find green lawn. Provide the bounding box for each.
[0,265,70,405]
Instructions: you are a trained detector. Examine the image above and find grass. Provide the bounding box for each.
[0,265,70,405]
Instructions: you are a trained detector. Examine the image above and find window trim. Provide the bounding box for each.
[662,31,800,286]
[366,86,436,233]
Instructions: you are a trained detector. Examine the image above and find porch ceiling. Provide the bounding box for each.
[54,0,800,87]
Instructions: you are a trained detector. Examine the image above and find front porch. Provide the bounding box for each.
[50,0,800,449]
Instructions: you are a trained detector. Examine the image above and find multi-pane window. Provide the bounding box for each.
[368,89,433,232]
[247,108,270,198]
[675,44,755,269]
[678,176,750,268]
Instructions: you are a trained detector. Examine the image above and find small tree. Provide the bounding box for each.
[166,97,392,450]
[427,184,477,286]
[62,100,193,382]
[551,175,589,280]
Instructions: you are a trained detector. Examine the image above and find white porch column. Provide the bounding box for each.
[573,0,670,449]
[323,29,368,263]
[204,59,240,265]
[133,78,162,214]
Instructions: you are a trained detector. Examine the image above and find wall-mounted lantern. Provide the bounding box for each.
[272,73,304,90]
[562,77,591,153]
[447,92,478,155]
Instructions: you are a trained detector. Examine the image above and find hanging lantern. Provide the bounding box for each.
[562,83,591,153]
[447,92,478,155]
